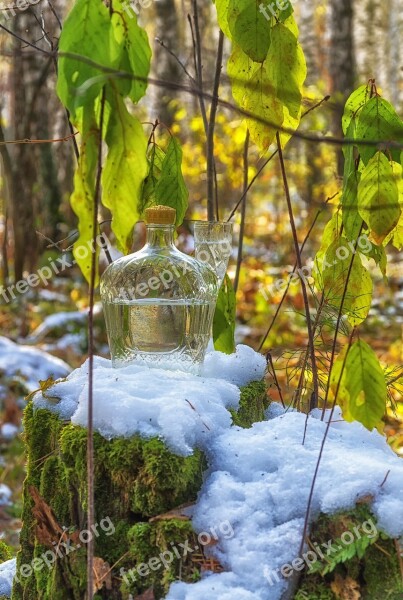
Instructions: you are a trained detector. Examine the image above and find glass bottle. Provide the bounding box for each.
[100,206,219,373]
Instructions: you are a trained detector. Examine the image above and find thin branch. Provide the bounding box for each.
[191,1,208,135]
[227,96,331,221]
[298,327,356,557]
[266,352,285,408]
[320,223,364,418]
[0,132,78,146]
[206,30,224,221]
[234,129,249,293]
[56,52,403,152]
[155,37,195,82]
[258,193,337,351]
[87,87,106,600]
[276,132,319,408]
[47,0,62,30]
[0,23,53,55]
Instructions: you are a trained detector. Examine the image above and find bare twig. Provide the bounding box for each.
[206,30,224,221]
[276,132,319,407]
[299,327,356,557]
[56,52,403,152]
[234,129,249,293]
[191,1,208,135]
[266,352,285,408]
[155,37,195,82]
[48,0,62,30]
[0,23,53,55]
[320,222,364,418]
[258,193,337,352]
[87,87,106,600]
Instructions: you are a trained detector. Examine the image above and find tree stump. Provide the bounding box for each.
[11,378,268,600]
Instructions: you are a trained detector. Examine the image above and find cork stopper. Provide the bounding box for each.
[145,205,176,225]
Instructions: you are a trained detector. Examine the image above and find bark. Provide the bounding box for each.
[329,0,356,174]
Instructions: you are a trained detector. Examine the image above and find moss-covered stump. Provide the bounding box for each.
[296,505,403,599]
[12,380,268,600]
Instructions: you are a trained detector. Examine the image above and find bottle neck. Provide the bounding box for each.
[145,224,175,248]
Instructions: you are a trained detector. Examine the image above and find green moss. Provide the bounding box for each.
[298,507,403,599]
[231,379,269,427]
[0,541,12,562]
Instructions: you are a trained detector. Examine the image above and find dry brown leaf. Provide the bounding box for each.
[331,574,361,600]
[29,486,80,548]
[356,494,374,505]
[136,587,155,599]
[93,556,112,593]
[149,502,195,523]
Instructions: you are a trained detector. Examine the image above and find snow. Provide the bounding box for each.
[0,559,16,597]
[0,483,12,506]
[167,411,403,600]
[201,343,266,387]
[33,351,252,455]
[0,336,71,391]
[0,423,19,440]
[28,344,403,600]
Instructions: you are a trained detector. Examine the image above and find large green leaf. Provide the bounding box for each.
[357,151,400,245]
[70,106,99,284]
[342,171,363,241]
[56,0,113,122]
[331,340,387,430]
[102,92,149,252]
[266,23,306,120]
[228,0,271,63]
[342,84,370,135]
[214,0,232,39]
[213,274,236,354]
[355,96,403,165]
[110,2,151,103]
[154,137,189,226]
[228,44,283,151]
[314,236,373,326]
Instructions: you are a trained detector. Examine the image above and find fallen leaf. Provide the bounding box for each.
[93,556,112,593]
[29,486,80,548]
[331,574,361,599]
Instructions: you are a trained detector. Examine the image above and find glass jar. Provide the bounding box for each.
[100,206,219,373]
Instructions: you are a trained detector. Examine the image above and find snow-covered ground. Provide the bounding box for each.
[0,559,16,598]
[0,336,71,391]
[2,345,403,599]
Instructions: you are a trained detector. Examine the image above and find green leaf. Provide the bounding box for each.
[102,92,148,252]
[228,44,283,151]
[154,137,189,226]
[342,84,371,135]
[214,0,232,39]
[140,143,166,212]
[364,243,387,279]
[357,151,400,245]
[213,274,236,354]
[110,2,151,103]
[56,0,113,121]
[228,0,271,63]
[69,106,99,284]
[355,96,403,165]
[314,236,373,326]
[342,170,363,241]
[266,23,306,120]
[331,340,387,430]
